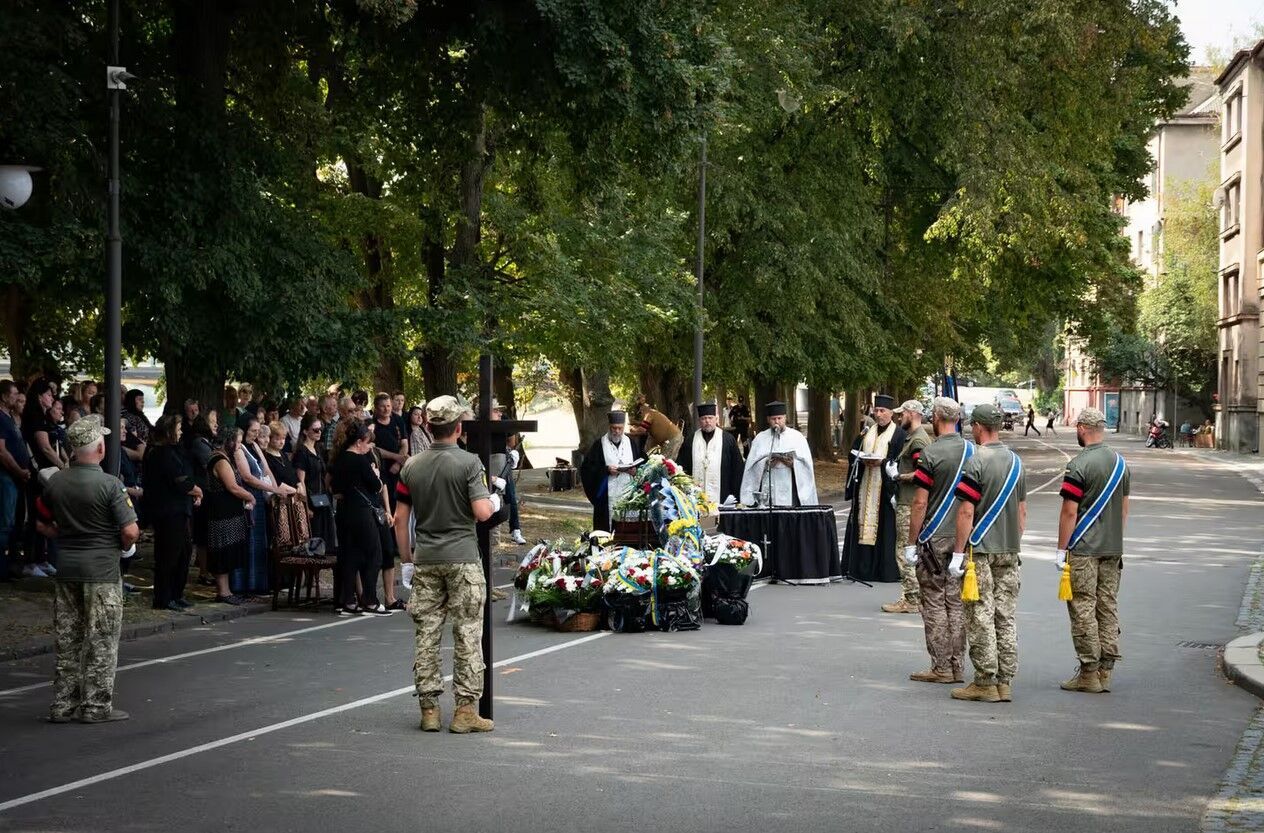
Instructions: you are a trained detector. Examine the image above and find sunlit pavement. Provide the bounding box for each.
[0,437,1260,832]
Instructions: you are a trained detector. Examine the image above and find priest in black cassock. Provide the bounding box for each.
[676,403,745,511]
[579,411,639,532]
[841,394,907,582]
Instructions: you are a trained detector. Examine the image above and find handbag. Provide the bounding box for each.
[308,492,331,510]
[355,487,389,528]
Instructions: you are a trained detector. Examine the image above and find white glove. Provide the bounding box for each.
[487,492,503,514]
[508,449,520,469]
[948,553,966,578]
[884,460,899,480]
[490,476,507,492]
[400,562,415,587]
[1054,549,1068,571]
[902,545,918,566]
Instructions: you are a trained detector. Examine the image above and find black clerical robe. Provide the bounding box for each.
[675,429,745,506]
[841,422,907,582]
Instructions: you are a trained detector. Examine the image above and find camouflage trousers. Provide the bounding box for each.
[893,504,919,604]
[52,580,123,720]
[1067,554,1122,671]
[408,562,486,708]
[963,552,1021,686]
[915,538,964,676]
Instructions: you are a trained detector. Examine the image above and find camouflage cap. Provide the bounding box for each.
[931,396,961,421]
[67,414,111,449]
[425,395,471,426]
[894,399,923,414]
[1076,407,1107,428]
[972,403,1004,428]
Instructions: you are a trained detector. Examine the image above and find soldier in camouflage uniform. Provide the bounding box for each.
[949,403,1025,704]
[882,400,930,614]
[904,397,970,683]
[394,396,502,734]
[36,416,140,723]
[1055,407,1130,694]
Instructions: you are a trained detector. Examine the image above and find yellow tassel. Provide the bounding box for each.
[961,552,979,602]
[1058,561,1073,601]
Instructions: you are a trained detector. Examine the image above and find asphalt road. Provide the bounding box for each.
[0,433,1259,833]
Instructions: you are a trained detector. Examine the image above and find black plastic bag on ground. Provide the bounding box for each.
[604,594,649,633]
[652,588,702,632]
[702,564,754,625]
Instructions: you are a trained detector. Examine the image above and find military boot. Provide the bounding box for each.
[950,683,1000,702]
[910,669,957,684]
[449,703,494,734]
[419,706,441,732]
[1060,666,1104,694]
[996,683,1012,702]
[881,598,920,614]
[1097,667,1112,692]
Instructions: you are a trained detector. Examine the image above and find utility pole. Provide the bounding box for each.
[692,131,707,423]
[104,0,125,475]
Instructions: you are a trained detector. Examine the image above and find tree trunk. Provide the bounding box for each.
[493,356,516,418]
[163,352,225,419]
[1,284,33,381]
[421,216,457,400]
[843,387,865,446]
[345,161,403,395]
[579,368,614,450]
[559,363,586,448]
[637,362,689,425]
[754,378,779,425]
[807,386,832,460]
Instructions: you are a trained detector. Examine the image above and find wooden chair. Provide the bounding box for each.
[268,494,337,610]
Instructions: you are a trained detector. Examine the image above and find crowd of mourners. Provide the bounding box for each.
[0,379,526,615]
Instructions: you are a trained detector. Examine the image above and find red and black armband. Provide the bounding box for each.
[1059,474,1086,503]
[955,474,983,505]
[35,496,54,524]
[394,480,412,506]
[913,463,935,491]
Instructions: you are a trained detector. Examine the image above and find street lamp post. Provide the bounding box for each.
[104,0,127,476]
[692,131,706,422]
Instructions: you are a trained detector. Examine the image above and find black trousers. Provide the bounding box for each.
[152,513,192,608]
[336,508,381,609]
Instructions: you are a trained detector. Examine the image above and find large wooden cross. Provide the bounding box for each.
[461,353,537,719]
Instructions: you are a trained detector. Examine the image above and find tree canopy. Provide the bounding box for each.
[0,0,1190,428]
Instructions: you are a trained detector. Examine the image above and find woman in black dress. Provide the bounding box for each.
[263,420,298,489]
[329,419,391,617]
[205,431,255,605]
[143,415,200,610]
[183,414,217,585]
[293,413,334,551]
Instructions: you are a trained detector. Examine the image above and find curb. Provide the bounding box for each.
[0,600,274,663]
[1223,633,1264,701]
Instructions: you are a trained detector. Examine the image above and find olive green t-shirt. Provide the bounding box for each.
[39,462,138,583]
[1060,443,1130,556]
[912,432,971,543]
[395,442,490,564]
[954,441,1026,554]
[896,425,931,506]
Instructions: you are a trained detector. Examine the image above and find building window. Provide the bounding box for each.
[1221,178,1241,235]
[1222,267,1241,317]
[1224,89,1243,146]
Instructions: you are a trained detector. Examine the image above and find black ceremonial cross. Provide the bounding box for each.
[461,354,537,720]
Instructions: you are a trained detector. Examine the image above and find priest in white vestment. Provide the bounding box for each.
[740,401,818,506]
[676,403,745,512]
[579,411,639,531]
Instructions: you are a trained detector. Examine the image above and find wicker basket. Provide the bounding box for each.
[553,611,602,632]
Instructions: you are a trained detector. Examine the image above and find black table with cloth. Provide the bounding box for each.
[716,505,841,584]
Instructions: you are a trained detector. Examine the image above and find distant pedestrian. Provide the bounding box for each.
[1054,407,1129,695]
[1045,409,1057,436]
[1023,405,1041,437]
[394,395,501,734]
[36,416,140,723]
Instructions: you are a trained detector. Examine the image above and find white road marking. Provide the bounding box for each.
[0,617,373,699]
[1028,439,1071,495]
[0,631,610,813]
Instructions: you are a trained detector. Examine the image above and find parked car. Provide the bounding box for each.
[995,395,1023,430]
